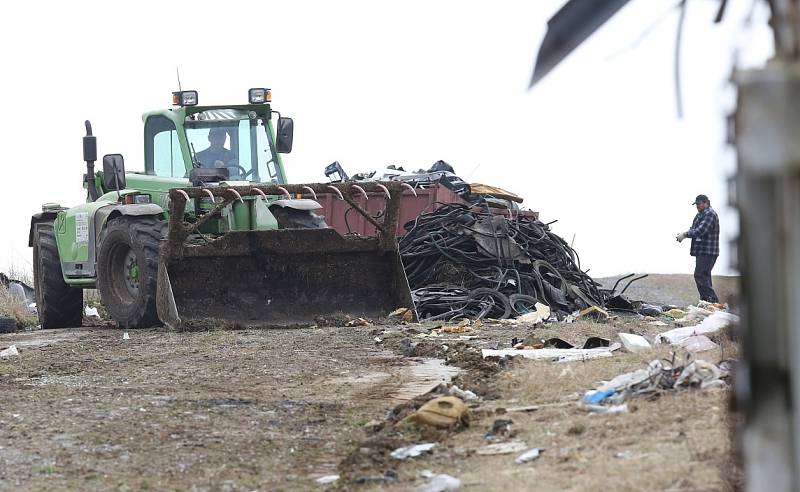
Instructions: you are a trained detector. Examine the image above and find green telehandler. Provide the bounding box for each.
[29,89,414,330]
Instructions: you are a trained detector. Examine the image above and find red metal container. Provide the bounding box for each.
[316,183,537,237]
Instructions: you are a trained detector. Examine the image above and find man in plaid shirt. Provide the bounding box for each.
[676,194,720,303]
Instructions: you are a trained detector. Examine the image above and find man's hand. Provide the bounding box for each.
[676,232,689,242]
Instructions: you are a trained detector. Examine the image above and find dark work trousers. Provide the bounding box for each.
[694,254,719,303]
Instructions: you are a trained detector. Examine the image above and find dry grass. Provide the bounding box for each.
[0,284,37,328]
[384,316,740,492]
[599,273,740,308]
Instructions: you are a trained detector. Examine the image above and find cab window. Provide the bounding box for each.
[144,116,184,177]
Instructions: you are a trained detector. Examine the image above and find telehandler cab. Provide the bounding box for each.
[29,89,414,329]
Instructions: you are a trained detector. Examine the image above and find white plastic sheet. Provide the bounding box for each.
[656,311,739,345]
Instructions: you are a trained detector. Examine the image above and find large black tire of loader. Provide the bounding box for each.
[97,216,163,329]
[270,207,328,229]
[32,223,83,329]
[0,316,17,333]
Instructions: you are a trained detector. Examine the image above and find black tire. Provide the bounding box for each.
[509,294,540,316]
[270,207,328,229]
[0,316,16,333]
[467,288,512,320]
[97,216,163,328]
[33,223,83,329]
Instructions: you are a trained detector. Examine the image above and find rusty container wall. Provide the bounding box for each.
[317,185,464,237]
[318,184,539,237]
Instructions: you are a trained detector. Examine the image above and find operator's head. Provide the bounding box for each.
[692,194,710,212]
[208,128,227,149]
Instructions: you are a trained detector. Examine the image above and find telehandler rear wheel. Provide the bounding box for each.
[97,216,163,329]
[32,223,83,328]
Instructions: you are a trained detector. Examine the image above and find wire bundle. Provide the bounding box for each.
[400,203,604,320]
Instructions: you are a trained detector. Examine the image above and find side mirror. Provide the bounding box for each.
[102,154,126,192]
[83,121,97,162]
[276,116,294,154]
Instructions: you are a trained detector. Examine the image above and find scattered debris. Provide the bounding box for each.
[515,447,544,464]
[618,333,652,353]
[505,405,539,413]
[577,306,609,320]
[585,403,629,414]
[315,475,340,485]
[0,345,19,357]
[417,474,461,492]
[485,419,514,441]
[449,385,479,401]
[389,307,415,322]
[678,335,719,354]
[584,388,616,404]
[674,359,728,389]
[123,332,130,340]
[84,306,100,317]
[497,303,551,325]
[664,308,687,319]
[391,443,437,459]
[405,396,469,429]
[539,337,611,350]
[638,303,663,316]
[346,317,371,327]
[582,356,733,408]
[657,310,739,345]
[476,441,528,455]
[482,346,615,363]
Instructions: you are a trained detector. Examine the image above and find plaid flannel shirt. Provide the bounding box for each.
[687,206,720,256]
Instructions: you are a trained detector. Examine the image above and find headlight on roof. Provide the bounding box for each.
[172,90,198,106]
[248,88,271,104]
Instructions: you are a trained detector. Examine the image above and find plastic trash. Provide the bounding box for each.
[449,385,479,401]
[27,302,37,314]
[585,403,628,414]
[417,474,461,492]
[618,333,652,353]
[656,311,739,345]
[674,359,725,389]
[84,306,100,317]
[315,475,339,484]
[583,388,615,404]
[515,448,543,464]
[679,335,719,353]
[0,345,19,357]
[482,347,614,362]
[476,441,528,455]
[405,396,469,429]
[391,443,437,459]
[123,332,130,340]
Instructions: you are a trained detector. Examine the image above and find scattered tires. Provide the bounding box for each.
[0,316,16,334]
[509,294,540,316]
[32,222,83,329]
[97,216,163,328]
[270,207,328,229]
[467,287,512,320]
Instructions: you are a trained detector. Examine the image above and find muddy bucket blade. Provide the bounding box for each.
[157,228,415,328]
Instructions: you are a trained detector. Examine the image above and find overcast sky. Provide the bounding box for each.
[0,0,773,279]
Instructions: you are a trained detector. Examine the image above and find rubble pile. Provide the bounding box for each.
[399,203,603,320]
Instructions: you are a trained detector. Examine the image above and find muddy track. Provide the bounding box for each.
[0,325,466,491]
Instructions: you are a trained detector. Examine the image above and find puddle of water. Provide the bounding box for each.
[390,358,461,401]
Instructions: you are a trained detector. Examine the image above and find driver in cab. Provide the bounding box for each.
[196,127,238,170]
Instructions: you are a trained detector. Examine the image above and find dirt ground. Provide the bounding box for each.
[0,284,739,491]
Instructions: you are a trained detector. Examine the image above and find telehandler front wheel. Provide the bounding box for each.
[97,216,162,329]
[32,222,83,328]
